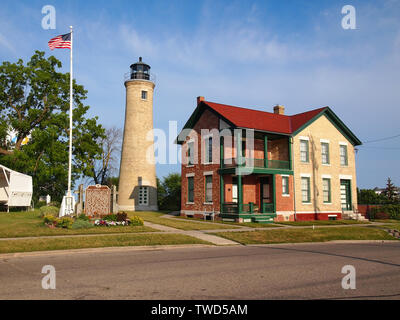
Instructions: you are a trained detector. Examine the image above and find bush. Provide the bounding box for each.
[103,214,117,222]
[43,214,57,225]
[369,205,400,220]
[129,216,144,226]
[116,212,127,222]
[36,201,47,208]
[57,217,74,229]
[77,213,90,221]
[39,206,59,217]
[71,219,94,229]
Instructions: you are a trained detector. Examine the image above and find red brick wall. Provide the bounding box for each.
[181,109,221,213]
[275,175,294,212]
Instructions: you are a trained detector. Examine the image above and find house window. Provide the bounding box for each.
[300,140,309,163]
[138,186,149,205]
[301,177,311,203]
[205,136,213,163]
[282,176,289,195]
[340,145,348,166]
[141,90,147,100]
[187,141,194,166]
[205,175,213,203]
[321,142,330,165]
[188,177,194,203]
[323,178,331,203]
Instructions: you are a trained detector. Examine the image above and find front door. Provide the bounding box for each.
[340,180,352,211]
[260,177,273,213]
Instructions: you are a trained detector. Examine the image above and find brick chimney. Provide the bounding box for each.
[197,96,205,105]
[273,105,285,115]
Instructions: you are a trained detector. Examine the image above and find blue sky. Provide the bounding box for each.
[0,0,399,188]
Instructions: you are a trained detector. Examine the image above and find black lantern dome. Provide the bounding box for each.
[129,57,151,80]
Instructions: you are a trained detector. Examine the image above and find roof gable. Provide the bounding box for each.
[177,100,362,146]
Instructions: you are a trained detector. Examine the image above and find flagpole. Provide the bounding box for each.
[67,26,73,199]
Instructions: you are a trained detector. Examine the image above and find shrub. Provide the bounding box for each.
[57,217,74,229]
[43,215,57,225]
[103,214,117,221]
[36,201,47,208]
[40,206,59,217]
[370,205,400,220]
[71,219,94,229]
[129,216,144,226]
[77,213,90,221]
[116,212,127,222]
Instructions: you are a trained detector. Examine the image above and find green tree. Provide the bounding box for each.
[157,173,181,211]
[0,51,105,202]
[383,177,398,203]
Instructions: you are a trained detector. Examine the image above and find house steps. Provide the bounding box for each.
[251,215,275,224]
[342,211,369,222]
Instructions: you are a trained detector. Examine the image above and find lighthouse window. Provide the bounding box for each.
[138,186,149,205]
[141,90,148,100]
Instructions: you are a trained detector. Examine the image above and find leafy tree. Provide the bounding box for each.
[157,173,181,211]
[358,188,388,205]
[0,51,105,202]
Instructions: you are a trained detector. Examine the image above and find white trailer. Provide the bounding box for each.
[0,164,33,211]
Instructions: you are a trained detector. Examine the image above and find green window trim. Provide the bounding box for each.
[300,140,309,163]
[322,178,331,203]
[188,177,194,203]
[340,145,348,166]
[282,176,289,195]
[301,177,311,203]
[321,142,330,165]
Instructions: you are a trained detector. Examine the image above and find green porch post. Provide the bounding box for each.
[220,136,224,214]
[272,174,276,213]
[264,135,268,168]
[238,173,243,214]
[288,137,293,170]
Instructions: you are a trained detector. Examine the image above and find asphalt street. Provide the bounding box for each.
[0,242,399,300]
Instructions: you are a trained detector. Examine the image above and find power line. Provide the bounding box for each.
[363,133,400,144]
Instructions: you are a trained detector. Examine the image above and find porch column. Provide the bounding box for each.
[288,137,293,170]
[264,135,268,168]
[220,175,224,213]
[238,173,243,214]
[235,129,243,166]
[272,174,276,213]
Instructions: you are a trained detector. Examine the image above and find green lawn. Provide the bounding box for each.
[0,211,155,238]
[275,220,371,227]
[174,215,282,228]
[0,233,212,254]
[129,211,241,230]
[213,227,397,245]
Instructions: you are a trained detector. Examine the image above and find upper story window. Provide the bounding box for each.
[300,140,309,163]
[187,141,195,166]
[141,90,147,100]
[205,136,213,164]
[321,142,330,165]
[340,145,348,166]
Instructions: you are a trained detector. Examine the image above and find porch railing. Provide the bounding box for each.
[222,158,290,170]
[222,202,275,214]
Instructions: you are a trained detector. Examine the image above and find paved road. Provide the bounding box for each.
[0,242,399,300]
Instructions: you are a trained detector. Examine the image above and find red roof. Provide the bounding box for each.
[204,101,327,135]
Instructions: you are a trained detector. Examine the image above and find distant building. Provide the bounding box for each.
[177,97,362,223]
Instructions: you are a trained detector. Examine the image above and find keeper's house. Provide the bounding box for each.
[177,97,362,223]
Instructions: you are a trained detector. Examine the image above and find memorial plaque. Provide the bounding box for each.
[85,185,111,216]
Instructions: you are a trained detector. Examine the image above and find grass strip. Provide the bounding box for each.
[213,227,397,245]
[0,233,211,254]
[275,220,370,227]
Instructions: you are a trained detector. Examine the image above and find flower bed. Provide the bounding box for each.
[43,212,143,229]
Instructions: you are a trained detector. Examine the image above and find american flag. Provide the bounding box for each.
[48,33,71,50]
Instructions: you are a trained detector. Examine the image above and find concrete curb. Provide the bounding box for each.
[247,240,400,247]
[0,244,216,259]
